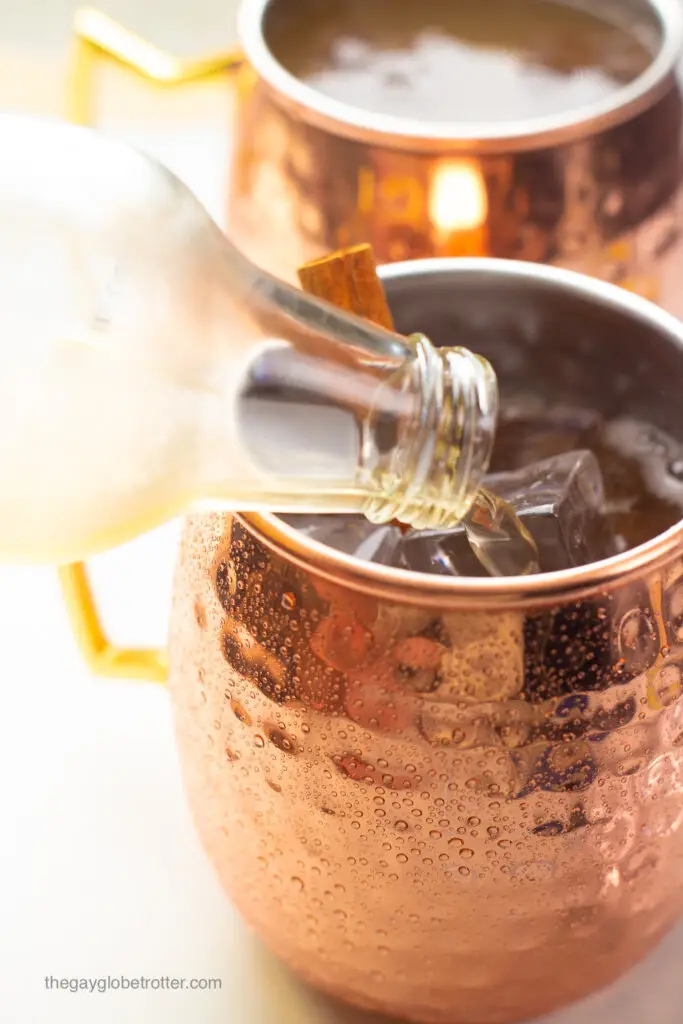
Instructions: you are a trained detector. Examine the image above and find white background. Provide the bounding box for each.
[0,2,683,1022]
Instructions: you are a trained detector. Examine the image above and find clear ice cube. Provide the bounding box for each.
[279,514,402,565]
[396,450,616,576]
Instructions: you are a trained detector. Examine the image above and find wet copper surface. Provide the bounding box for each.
[226,31,683,316]
[168,512,683,1023]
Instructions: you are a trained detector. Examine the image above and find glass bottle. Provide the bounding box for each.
[0,113,497,564]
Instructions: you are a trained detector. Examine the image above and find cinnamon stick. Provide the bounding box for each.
[298,243,410,533]
[298,244,396,332]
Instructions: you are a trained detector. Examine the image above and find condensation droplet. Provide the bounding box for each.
[232,701,252,726]
[268,728,296,755]
[194,600,207,630]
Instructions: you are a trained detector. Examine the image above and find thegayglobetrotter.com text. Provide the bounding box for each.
[45,975,223,993]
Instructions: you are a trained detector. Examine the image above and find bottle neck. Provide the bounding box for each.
[360,335,498,530]
[206,239,498,527]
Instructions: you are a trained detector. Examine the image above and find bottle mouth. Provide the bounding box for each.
[364,334,499,529]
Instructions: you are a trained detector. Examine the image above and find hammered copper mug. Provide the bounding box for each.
[228,0,683,316]
[166,258,683,1024]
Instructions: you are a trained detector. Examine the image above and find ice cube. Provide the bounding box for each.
[279,514,402,565]
[396,451,616,576]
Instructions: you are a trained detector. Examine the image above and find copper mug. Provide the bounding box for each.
[228,0,683,316]
[166,257,683,1024]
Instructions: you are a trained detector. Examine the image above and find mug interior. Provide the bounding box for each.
[239,0,682,148]
[250,259,683,603]
[382,260,683,443]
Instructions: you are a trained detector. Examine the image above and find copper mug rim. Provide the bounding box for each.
[242,257,683,612]
[237,0,683,154]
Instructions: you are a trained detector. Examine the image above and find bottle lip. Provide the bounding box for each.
[365,337,498,530]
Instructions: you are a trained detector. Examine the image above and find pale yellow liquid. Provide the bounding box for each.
[267,0,652,122]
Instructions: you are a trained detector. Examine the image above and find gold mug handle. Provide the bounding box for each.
[60,7,243,682]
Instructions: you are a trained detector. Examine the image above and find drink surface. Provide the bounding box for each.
[491,404,683,553]
[285,404,683,576]
[266,0,653,123]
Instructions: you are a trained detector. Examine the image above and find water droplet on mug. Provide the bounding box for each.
[232,701,252,726]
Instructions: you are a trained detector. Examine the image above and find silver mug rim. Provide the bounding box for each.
[237,0,683,154]
[242,258,683,610]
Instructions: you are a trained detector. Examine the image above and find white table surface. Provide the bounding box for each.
[1,3,683,1022]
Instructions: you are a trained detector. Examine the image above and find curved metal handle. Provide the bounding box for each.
[60,7,243,681]
[67,7,244,125]
[59,563,169,682]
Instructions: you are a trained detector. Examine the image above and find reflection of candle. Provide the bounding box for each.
[430,160,488,255]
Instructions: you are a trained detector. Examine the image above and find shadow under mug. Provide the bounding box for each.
[167,257,683,1024]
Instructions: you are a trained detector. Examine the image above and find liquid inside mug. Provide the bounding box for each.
[64,258,683,1024]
